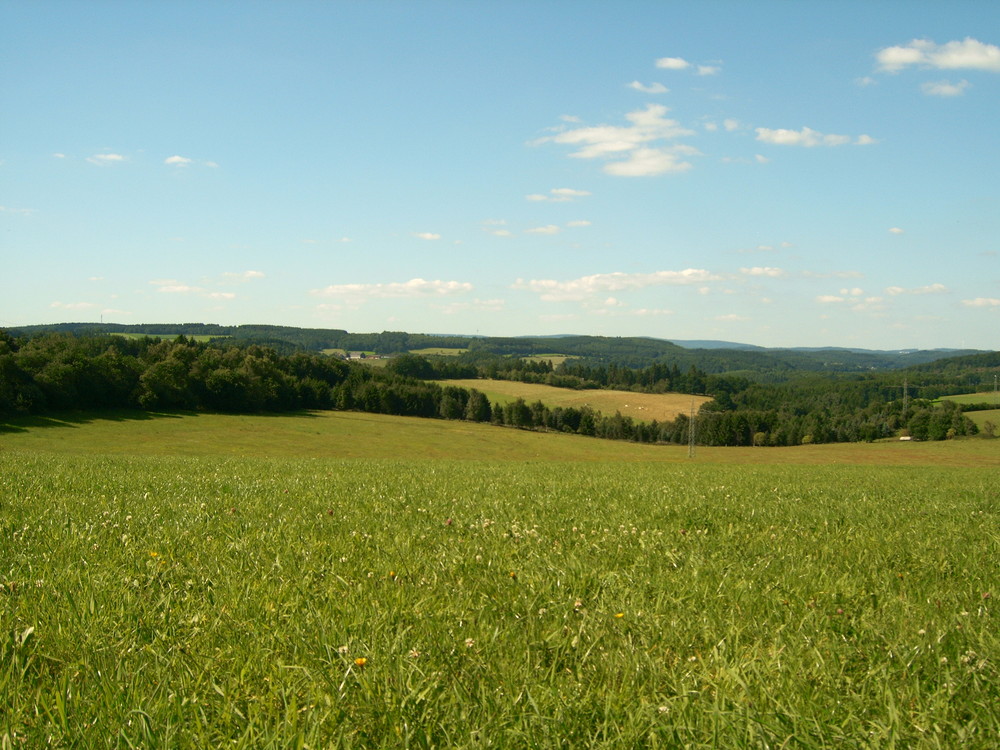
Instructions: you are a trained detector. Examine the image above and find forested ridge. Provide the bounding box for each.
[2,329,995,446]
[9,322,980,374]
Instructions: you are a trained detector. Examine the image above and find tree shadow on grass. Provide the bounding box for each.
[0,409,320,434]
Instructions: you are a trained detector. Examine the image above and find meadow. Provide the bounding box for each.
[938,393,1000,432]
[2,412,998,748]
[438,379,711,424]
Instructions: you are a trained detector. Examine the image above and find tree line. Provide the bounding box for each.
[1,330,989,446]
[386,352,986,445]
[0,331,492,424]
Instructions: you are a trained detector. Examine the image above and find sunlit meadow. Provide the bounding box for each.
[2,431,998,747]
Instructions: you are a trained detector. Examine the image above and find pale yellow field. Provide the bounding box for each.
[439,378,711,422]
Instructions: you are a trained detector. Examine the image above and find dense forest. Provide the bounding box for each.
[2,329,995,446]
[9,322,980,375]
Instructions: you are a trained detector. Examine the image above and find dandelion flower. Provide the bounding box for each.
[354,657,367,667]
[614,612,624,618]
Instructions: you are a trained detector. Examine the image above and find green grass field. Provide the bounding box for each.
[440,379,711,424]
[2,412,998,747]
[939,392,1000,406]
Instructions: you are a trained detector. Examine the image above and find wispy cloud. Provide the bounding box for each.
[86,153,126,165]
[0,205,37,216]
[413,232,441,240]
[151,280,204,294]
[526,187,591,202]
[921,79,971,96]
[627,81,668,94]
[533,104,697,176]
[513,269,721,302]
[437,298,506,315]
[164,155,193,166]
[222,270,265,282]
[311,278,473,301]
[886,283,948,296]
[526,225,561,235]
[756,127,875,147]
[740,267,786,278]
[655,56,690,70]
[50,301,96,310]
[962,297,1000,308]
[876,37,1000,73]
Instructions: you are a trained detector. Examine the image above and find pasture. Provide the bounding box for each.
[1,412,998,748]
[440,379,711,424]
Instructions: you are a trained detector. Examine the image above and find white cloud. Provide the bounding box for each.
[604,147,694,176]
[526,225,561,235]
[311,278,473,300]
[756,127,871,147]
[889,227,905,234]
[534,103,697,176]
[86,153,126,165]
[886,283,948,296]
[566,220,592,227]
[962,297,1000,307]
[527,188,591,202]
[164,155,193,166]
[921,79,971,96]
[155,283,203,294]
[740,267,786,277]
[754,154,770,164]
[512,268,720,302]
[0,205,37,216]
[207,292,236,300]
[655,56,691,70]
[697,65,721,76]
[714,314,747,321]
[852,297,886,312]
[817,295,845,304]
[438,298,506,315]
[841,287,865,296]
[627,81,668,94]
[802,270,865,279]
[52,153,67,159]
[413,232,441,240]
[723,118,740,132]
[223,270,265,282]
[877,37,1000,73]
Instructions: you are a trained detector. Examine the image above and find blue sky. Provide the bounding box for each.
[2,0,998,350]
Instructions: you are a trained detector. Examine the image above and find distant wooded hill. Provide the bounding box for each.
[8,322,984,377]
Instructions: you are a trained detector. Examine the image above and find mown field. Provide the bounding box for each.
[439,379,711,424]
[2,412,998,748]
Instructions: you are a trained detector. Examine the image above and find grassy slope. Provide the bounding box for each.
[2,416,998,748]
[441,379,711,423]
[2,410,998,467]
